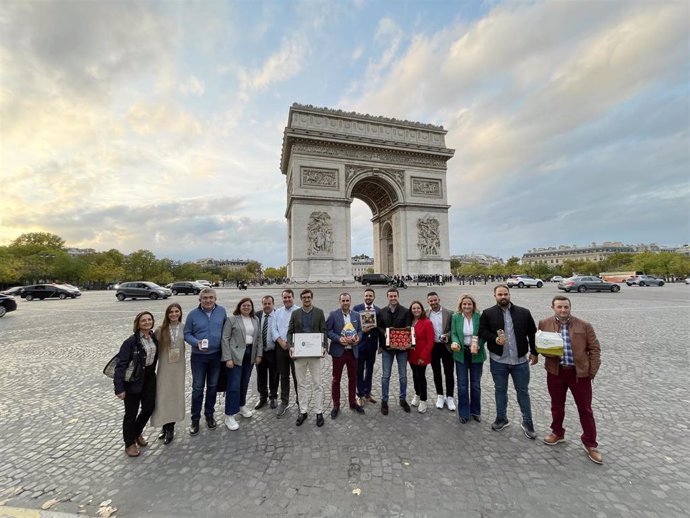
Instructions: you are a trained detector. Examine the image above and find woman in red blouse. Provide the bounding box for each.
[408,301,434,413]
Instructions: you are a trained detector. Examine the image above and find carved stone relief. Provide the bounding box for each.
[293,142,446,169]
[307,211,334,256]
[345,165,405,190]
[412,177,442,197]
[417,216,440,256]
[301,167,338,189]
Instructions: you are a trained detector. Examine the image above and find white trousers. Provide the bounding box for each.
[294,357,323,414]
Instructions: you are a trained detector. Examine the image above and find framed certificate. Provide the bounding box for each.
[359,310,377,328]
[386,327,416,350]
[292,333,324,357]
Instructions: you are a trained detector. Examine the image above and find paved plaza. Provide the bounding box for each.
[0,283,689,517]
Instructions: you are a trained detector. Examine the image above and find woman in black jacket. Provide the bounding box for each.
[114,311,159,457]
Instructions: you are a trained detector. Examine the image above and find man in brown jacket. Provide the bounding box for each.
[538,295,602,464]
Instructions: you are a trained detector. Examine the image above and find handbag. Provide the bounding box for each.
[103,348,142,382]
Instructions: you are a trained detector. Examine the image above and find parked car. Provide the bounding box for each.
[170,281,204,295]
[20,283,82,301]
[685,277,690,285]
[626,275,665,287]
[361,273,393,286]
[550,276,564,283]
[0,286,24,296]
[238,281,248,290]
[116,281,172,301]
[0,294,17,317]
[195,279,212,287]
[558,276,620,293]
[507,275,544,288]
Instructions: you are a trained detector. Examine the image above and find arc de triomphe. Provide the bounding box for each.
[280,103,454,282]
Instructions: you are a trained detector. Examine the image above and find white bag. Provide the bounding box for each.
[536,330,564,357]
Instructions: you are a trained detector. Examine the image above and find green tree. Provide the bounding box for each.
[173,262,206,281]
[264,266,287,279]
[125,250,159,280]
[11,232,65,253]
[245,260,262,278]
[0,247,21,283]
[504,257,521,275]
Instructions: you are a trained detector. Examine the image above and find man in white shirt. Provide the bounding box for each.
[271,289,300,417]
[426,292,455,411]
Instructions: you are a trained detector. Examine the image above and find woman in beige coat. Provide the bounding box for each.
[151,303,186,444]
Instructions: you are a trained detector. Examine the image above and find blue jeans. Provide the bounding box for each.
[240,346,254,408]
[225,347,254,415]
[489,359,533,425]
[455,356,483,419]
[190,352,221,421]
[381,349,408,402]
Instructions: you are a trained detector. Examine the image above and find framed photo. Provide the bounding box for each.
[386,327,416,350]
[359,310,377,328]
[292,333,324,357]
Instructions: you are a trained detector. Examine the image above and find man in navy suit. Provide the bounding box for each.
[327,292,365,418]
[352,288,380,406]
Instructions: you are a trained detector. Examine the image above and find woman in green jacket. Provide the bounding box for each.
[450,294,486,423]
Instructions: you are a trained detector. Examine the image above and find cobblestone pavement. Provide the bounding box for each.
[0,283,688,517]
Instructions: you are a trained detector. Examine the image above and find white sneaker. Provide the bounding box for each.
[224,415,239,431]
[239,406,254,419]
[436,395,446,409]
[411,395,420,407]
[446,397,456,411]
[418,401,428,413]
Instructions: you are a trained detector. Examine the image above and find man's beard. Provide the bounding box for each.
[498,299,510,307]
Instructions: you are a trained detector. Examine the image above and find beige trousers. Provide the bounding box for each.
[293,356,324,414]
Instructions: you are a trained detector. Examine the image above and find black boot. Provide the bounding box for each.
[164,424,174,445]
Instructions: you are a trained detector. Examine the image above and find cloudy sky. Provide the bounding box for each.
[1,0,688,267]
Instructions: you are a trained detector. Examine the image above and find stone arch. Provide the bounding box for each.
[281,104,454,281]
[347,169,403,217]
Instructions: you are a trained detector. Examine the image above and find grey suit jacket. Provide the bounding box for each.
[221,314,262,364]
[426,307,453,350]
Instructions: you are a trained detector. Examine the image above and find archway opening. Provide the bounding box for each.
[350,198,374,280]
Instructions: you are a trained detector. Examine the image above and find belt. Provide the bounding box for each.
[560,365,576,370]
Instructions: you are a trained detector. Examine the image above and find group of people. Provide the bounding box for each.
[112,284,603,464]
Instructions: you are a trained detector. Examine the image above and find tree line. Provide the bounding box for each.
[0,232,287,288]
[450,251,690,280]
[2,232,687,288]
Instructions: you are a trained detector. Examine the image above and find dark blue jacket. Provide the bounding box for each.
[326,309,363,359]
[352,303,381,353]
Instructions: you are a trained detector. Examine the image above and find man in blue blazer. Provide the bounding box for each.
[352,288,381,406]
[327,292,365,418]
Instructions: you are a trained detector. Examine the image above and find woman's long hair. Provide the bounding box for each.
[158,303,183,350]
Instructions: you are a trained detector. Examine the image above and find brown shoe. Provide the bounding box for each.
[543,433,565,446]
[125,444,140,457]
[135,435,148,447]
[583,445,603,464]
[365,394,377,404]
